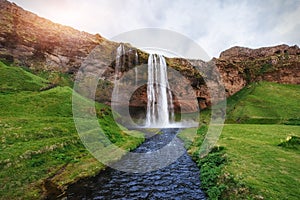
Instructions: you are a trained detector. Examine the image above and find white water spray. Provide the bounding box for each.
[135,51,138,86]
[116,44,125,79]
[145,54,175,127]
[114,44,125,103]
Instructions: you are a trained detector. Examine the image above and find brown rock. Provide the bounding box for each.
[0,0,299,113]
[0,0,118,73]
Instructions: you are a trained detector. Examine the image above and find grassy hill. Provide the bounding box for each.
[0,62,144,199]
[0,61,48,92]
[1,60,299,199]
[226,82,300,124]
[181,81,300,199]
[218,124,300,199]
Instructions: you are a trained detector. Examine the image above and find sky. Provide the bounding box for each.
[8,0,300,58]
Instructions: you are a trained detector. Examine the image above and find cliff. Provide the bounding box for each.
[167,44,300,109]
[217,44,300,95]
[0,0,118,74]
[1,0,299,113]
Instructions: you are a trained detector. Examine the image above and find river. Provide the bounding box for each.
[65,128,206,199]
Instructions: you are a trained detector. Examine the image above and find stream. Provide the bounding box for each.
[65,128,206,199]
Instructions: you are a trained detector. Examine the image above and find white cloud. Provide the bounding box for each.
[8,0,300,58]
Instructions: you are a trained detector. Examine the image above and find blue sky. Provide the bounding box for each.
[9,0,300,58]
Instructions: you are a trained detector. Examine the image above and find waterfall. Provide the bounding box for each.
[114,44,125,103]
[145,54,175,127]
[135,51,138,86]
[116,44,125,79]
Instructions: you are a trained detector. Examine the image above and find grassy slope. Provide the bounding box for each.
[0,61,48,92]
[0,63,144,199]
[181,82,300,199]
[219,124,300,199]
[226,82,300,124]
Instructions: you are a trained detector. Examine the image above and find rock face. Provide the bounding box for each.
[217,44,300,96]
[1,0,299,114]
[127,45,300,114]
[0,0,118,73]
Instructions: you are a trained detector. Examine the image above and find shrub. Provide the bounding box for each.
[196,147,227,200]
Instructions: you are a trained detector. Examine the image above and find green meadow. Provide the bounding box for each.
[0,62,144,199]
[219,124,300,199]
[226,82,300,125]
[1,60,300,200]
[180,82,300,199]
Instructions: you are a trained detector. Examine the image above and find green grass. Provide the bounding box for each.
[278,136,300,151]
[0,61,49,92]
[0,87,74,117]
[182,124,300,200]
[180,81,300,199]
[0,63,144,199]
[36,70,74,87]
[2,59,300,199]
[219,124,300,199]
[226,82,300,124]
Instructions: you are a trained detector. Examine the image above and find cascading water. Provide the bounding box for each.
[116,43,125,79]
[135,51,138,86]
[113,46,197,128]
[145,54,175,127]
[114,44,125,103]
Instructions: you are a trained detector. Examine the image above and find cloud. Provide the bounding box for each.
[8,0,300,58]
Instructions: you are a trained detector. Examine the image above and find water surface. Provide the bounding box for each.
[66,128,206,199]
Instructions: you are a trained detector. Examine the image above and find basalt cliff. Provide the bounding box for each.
[1,0,299,114]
